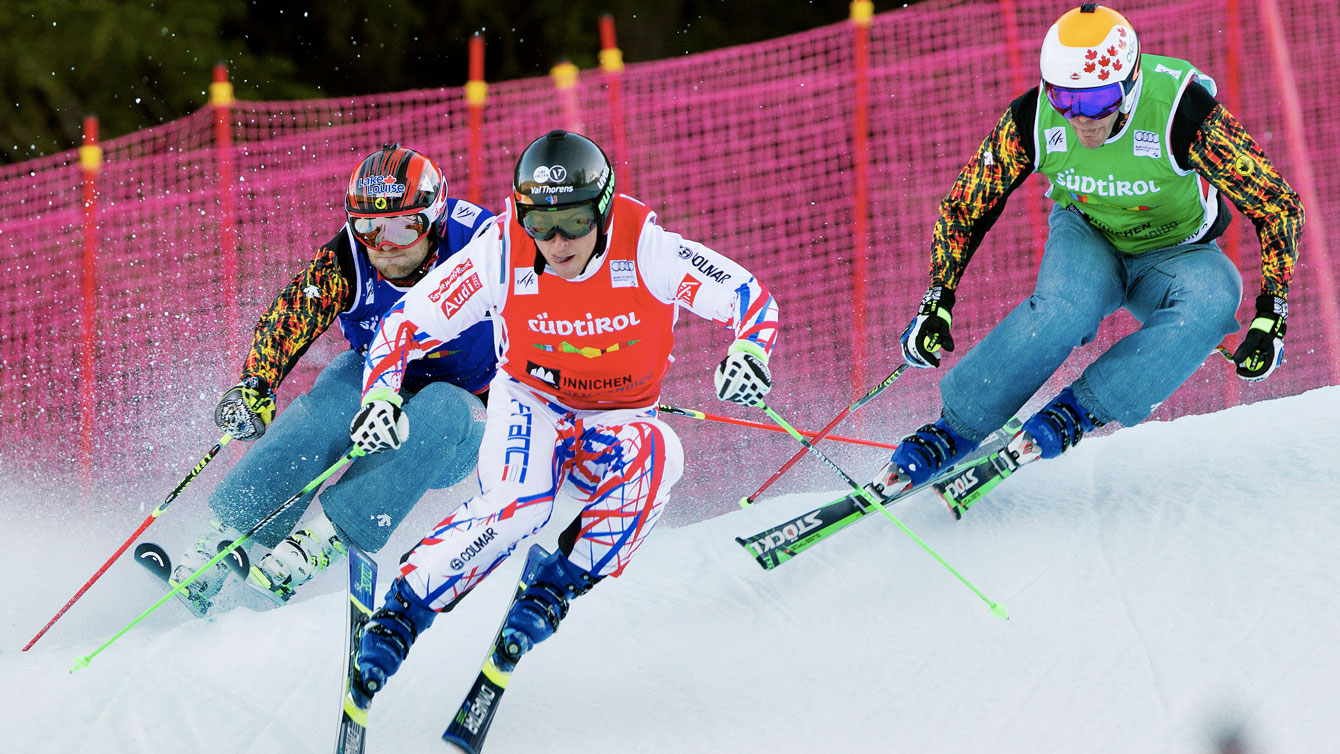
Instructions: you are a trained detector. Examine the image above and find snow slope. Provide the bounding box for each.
[4,386,1338,754]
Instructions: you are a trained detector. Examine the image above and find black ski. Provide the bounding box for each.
[217,539,250,577]
[736,417,1023,569]
[442,543,550,754]
[134,542,172,582]
[335,546,378,754]
[133,541,214,616]
[137,540,247,580]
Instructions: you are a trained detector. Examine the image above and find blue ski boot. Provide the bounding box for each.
[350,578,438,708]
[871,416,980,496]
[1020,386,1104,459]
[494,547,601,673]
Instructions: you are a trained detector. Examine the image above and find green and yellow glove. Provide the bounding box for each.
[1233,293,1287,382]
[900,286,955,368]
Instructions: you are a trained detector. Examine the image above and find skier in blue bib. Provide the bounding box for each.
[165,144,496,616]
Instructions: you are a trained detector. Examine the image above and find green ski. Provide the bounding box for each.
[736,418,1022,570]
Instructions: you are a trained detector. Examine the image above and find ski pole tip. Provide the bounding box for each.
[738,496,753,509]
[989,602,1008,620]
[70,656,91,674]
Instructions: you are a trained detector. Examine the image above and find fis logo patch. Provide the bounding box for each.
[451,201,482,227]
[514,267,539,295]
[1045,127,1068,154]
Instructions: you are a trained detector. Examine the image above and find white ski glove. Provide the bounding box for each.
[714,341,772,406]
[349,390,409,455]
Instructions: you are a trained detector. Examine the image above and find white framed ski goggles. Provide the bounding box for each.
[348,212,432,249]
[1044,72,1142,121]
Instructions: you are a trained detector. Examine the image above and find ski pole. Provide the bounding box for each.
[658,404,897,450]
[70,445,365,673]
[740,364,907,508]
[24,433,235,652]
[758,403,1007,620]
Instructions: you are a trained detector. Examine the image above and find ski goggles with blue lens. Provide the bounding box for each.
[1044,81,1126,120]
[348,212,431,249]
[519,203,598,241]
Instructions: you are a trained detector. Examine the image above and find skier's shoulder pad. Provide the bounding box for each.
[322,226,359,285]
[441,198,495,250]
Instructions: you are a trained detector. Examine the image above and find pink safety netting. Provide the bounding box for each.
[1,0,1336,520]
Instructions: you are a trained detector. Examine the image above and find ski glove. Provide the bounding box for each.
[1233,293,1287,382]
[900,286,955,368]
[714,341,772,406]
[350,390,409,455]
[214,380,276,441]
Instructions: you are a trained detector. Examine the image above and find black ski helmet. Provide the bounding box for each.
[513,130,616,233]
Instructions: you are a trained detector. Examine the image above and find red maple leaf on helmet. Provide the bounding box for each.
[1107,46,1117,56]
[1084,61,1097,73]
[1098,69,1112,81]
[1113,60,1123,71]
[1085,49,1099,60]
[1118,27,1128,37]
[1119,39,1128,50]
[1099,56,1111,67]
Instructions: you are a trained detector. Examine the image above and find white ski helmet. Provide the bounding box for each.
[1040,4,1141,114]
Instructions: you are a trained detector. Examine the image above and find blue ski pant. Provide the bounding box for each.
[209,350,487,552]
[940,205,1242,442]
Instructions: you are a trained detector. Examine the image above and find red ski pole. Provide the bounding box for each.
[22,434,233,651]
[740,364,907,507]
[657,404,897,451]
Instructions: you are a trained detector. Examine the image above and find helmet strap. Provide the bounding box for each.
[1119,62,1143,114]
[583,227,609,273]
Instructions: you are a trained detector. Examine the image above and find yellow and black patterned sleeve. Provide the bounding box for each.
[1186,105,1302,298]
[238,238,353,393]
[929,91,1037,290]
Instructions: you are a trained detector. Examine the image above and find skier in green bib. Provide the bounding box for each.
[870,3,1303,497]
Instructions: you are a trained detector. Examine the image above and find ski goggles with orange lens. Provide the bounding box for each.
[519,204,598,241]
[348,213,431,249]
[1044,81,1125,120]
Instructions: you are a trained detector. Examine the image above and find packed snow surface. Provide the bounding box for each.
[4,386,1338,754]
